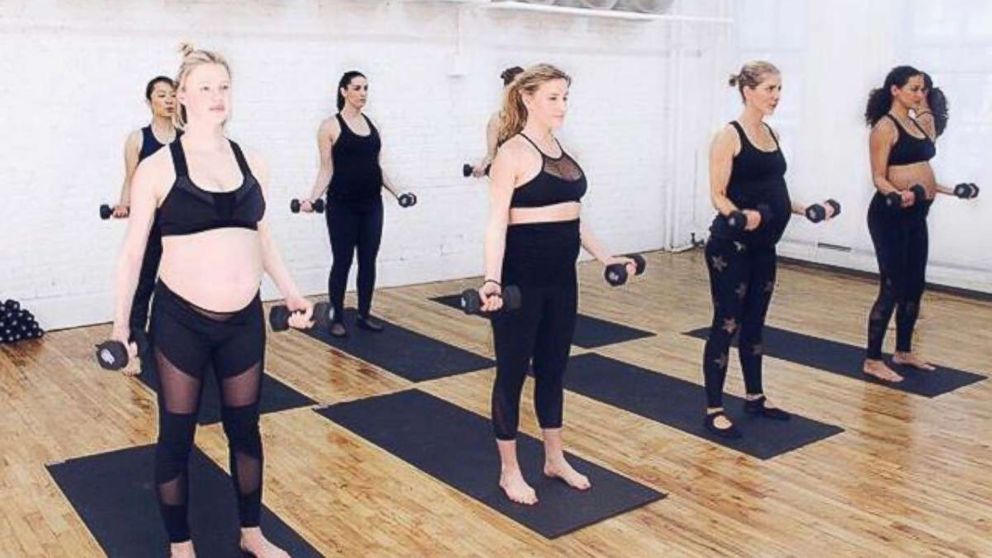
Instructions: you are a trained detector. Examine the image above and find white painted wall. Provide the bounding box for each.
[698,0,992,293]
[0,0,730,329]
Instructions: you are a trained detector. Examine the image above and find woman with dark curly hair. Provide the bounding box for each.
[862,66,979,382]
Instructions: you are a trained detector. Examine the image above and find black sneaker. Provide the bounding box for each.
[329,322,348,338]
[743,396,791,421]
[356,315,384,333]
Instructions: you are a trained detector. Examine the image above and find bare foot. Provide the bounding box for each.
[863,359,904,382]
[121,364,141,377]
[169,541,195,558]
[544,457,591,491]
[893,352,936,371]
[499,468,538,505]
[240,527,290,558]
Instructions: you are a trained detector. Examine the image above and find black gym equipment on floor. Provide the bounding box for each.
[683,326,986,397]
[563,353,844,459]
[431,294,655,349]
[302,308,494,382]
[47,445,322,558]
[316,389,665,539]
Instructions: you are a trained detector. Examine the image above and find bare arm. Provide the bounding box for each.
[709,126,741,217]
[111,155,160,336]
[115,131,142,212]
[306,118,337,202]
[482,145,516,284]
[477,113,500,170]
[253,153,306,302]
[869,120,902,195]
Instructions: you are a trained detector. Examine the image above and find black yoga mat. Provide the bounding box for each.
[48,445,321,558]
[316,389,664,538]
[431,294,655,349]
[563,353,844,459]
[303,308,493,382]
[683,326,985,397]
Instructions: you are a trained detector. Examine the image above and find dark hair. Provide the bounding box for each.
[500,66,524,87]
[145,75,175,100]
[337,71,366,111]
[921,72,949,137]
[864,65,923,127]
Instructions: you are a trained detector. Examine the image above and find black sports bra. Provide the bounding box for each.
[158,139,266,237]
[885,114,935,166]
[509,134,587,208]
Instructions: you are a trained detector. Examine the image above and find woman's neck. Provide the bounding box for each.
[180,121,226,151]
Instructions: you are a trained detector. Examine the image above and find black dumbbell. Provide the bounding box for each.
[4,299,20,312]
[725,210,748,231]
[290,198,325,213]
[953,183,979,199]
[94,340,132,370]
[462,163,492,178]
[398,193,417,208]
[605,253,647,287]
[459,285,522,315]
[269,301,332,332]
[884,191,903,208]
[99,204,114,220]
[805,199,841,223]
[910,184,927,203]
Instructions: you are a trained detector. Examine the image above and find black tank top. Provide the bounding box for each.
[509,134,587,208]
[328,113,383,203]
[710,121,791,246]
[138,125,178,162]
[158,139,266,237]
[884,114,935,166]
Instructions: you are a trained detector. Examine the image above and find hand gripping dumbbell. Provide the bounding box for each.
[805,199,842,223]
[953,183,980,199]
[463,163,492,178]
[269,301,332,332]
[605,253,647,287]
[290,198,325,213]
[95,341,130,370]
[459,285,522,315]
[398,193,417,208]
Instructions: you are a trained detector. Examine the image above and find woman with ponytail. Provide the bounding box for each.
[862,66,977,382]
[299,70,414,337]
[476,63,636,505]
[109,43,307,557]
[701,61,838,439]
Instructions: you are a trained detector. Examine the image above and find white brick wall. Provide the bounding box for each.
[0,0,730,329]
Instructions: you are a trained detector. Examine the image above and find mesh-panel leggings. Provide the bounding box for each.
[865,193,931,359]
[490,220,580,440]
[149,281,265,543]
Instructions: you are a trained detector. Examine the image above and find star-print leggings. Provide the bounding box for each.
[701,237,777,408]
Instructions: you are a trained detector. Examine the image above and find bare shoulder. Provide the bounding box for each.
[132,145,175,198]
[871,116,896,137]
[712,124,740,152]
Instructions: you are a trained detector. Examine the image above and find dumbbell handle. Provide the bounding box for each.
[460,285,521,315]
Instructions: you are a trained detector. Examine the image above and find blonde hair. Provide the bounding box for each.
[173,42,231,128]
[497,63,572,144]
[728,60,779,102]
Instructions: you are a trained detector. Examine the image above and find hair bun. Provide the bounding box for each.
[728,73,739,87]
[178,41,196,58]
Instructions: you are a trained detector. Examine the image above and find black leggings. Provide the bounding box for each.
[149,281,265,543]
[129,220,163,349]
[702,238,777,409]
[866,193,931,359]
[326,198,383,322]
[490,220,580,440]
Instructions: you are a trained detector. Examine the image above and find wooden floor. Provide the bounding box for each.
[2,249,990,557]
